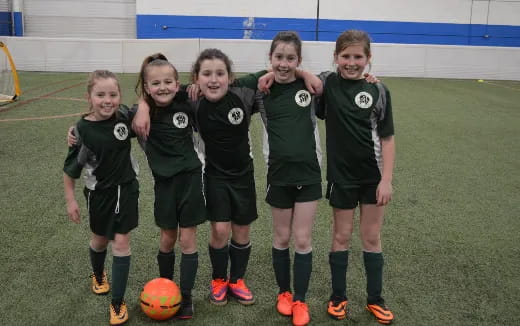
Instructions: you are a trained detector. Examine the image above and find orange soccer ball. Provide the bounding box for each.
[140,278,182,320]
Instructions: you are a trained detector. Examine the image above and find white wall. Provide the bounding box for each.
[22,0,136,38]
[2,36,519,80]
[138,0,520,26]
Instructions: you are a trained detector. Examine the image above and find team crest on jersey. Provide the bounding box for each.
[228,107,244,125]
[354,91,373,109]
[113,123,129,140]
[173,112,189,128]
[295,90,311,107]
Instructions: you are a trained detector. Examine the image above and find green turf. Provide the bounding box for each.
[0,72,519,325]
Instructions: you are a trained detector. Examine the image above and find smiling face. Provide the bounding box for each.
[270,41,301,84]
[87,77,121,121]
[196,58,230,102]
[334,43,371,80]
[144,65,179,107]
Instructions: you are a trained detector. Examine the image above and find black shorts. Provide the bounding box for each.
[326,182,377,209]
[84,179,139,240]
[265,183,322,209]
[153,169,207,229]
[205,172,258,225]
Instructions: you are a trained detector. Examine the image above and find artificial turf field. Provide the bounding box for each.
[0,72,519,325]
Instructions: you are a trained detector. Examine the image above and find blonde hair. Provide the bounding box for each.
[86,70,120,113]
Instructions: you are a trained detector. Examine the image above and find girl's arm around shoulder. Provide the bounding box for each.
[377,135,395,206]
[132,98,151,139]
[296,69,323,95]
[235,70,269,90]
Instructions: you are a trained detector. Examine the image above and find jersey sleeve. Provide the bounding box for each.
[376,84,394,138]
[315,71,334,120]
[234,70,268,89]
[118,104,137,138]
[63,125,83,179]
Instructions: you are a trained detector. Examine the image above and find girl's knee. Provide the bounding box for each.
[112,234,131,256]
[231,224,251,244]
[210,224,230,247]
[179,229,197,253]
[294,240,312,252]
[361,235,381,252]
[90,236,109,251]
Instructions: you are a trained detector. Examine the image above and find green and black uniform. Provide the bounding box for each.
[139,91,206,300]
[138,91,206,230]
[192,84,259,282]
[239,73,321,303]
[239,74,322,208]
[63,105,139,239]
[317,71,394,207]
[317,71,394,305]
[63,105,138,307]
[193,86,258,224]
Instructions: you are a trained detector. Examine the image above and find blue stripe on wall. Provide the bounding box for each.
[13,12,23,36]
[137,15,520,47]
[0,12,12,36]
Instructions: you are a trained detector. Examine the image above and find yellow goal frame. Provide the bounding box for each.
[0,41,21,102]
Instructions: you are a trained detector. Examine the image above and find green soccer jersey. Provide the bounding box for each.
[139,92,202,178]
[63,105,138,190]
[193,87,258,179]
[317,72,394,185]
[239,74,322,186]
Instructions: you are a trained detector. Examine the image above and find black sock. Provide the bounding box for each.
[111,255,131,305]
[229,240,251,283]
[293,251,312,302]
[272,247,291,293]
[329,250,349,299]
[209,244,229,280]
[180,252,198,296]
[364,251,384,304]
[157,250,175,280]
[89,247,107,280]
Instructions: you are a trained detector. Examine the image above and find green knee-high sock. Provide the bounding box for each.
[363,251,384,304]
[229,240,251,283]
[89,247,107,279]
[111,255,131,305]
[272,247,291,293]
[209,244,229,280]
[180,252,198,297]
[329,250,349,299]
[293,251,312,302]
[157,250,175,280]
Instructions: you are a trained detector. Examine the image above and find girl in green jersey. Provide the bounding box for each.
[317,30,395,324]
[260,31,321,326]
[135,53,207,319]
[134,49,261,308]
[63,70,138,325]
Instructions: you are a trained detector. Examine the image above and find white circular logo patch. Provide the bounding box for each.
[173,112,189,129]
[354,92,373,109]
[228,108,244,125]
[295,90,311,107]
[113,123,129,140]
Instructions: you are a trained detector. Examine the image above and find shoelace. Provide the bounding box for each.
[90,273,104,285]
[112,301,125,315]
[212,279,227,291]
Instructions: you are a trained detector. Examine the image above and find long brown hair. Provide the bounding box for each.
[135,53,179,116]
